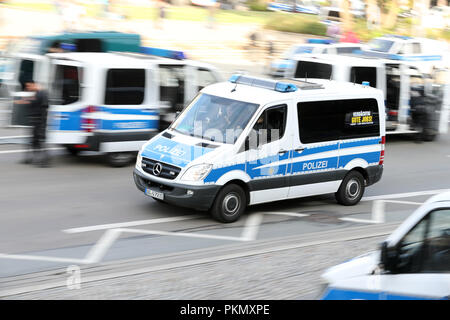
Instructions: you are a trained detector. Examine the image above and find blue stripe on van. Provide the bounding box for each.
[340,138,381,149]
[99,107,159,116]
[321,287,445,300]
[50,110,83,131]
[101,119,158,131]
[339,151,381,167]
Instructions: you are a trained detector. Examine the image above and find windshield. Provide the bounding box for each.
[368,39,394,53]
[171,93,259,144]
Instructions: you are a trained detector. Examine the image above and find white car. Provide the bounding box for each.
[320,191,450,300]
[268,40,363,77]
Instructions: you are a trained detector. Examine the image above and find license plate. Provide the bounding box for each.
[145,188,164,200]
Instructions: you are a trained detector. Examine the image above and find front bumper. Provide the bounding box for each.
[133,168,220,211]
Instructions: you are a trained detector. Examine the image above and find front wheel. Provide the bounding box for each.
[105,152,135,167]
[210,184,247,223]
[335,171,365,206]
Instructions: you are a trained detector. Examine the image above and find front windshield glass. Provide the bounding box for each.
[171,93,259,144]
[368,39,394,52]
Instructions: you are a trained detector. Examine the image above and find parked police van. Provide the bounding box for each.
[287,54,449,140]
[321,191,450,300]
[46,51,222,166]
[133,75,386,222]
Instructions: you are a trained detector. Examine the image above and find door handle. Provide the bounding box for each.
[295,147,305,153]
[278,149,288,155]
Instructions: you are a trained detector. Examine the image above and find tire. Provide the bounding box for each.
[335,171,365,206]
[65,145,80,156]
[106,152,135,168]
[210,184,247,223]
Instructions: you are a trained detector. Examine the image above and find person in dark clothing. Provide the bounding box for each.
[17,81,50,167]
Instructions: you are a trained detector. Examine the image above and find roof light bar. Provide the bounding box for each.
[140,47,186,60]
[307,39,334,44]
[228,75,298,93]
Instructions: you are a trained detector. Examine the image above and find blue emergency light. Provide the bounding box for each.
[307,39,334,44]
[140,47,186,60]
[60,43,76,51]
[229,74,297,93]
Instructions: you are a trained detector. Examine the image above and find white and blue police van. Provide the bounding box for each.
[46,51,222,166]
[320,191,450,300]
[269,39,364,78]
[287,54,449,140]
[133,75,386,222]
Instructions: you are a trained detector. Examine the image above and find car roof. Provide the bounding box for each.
[201,78,383,106]
[290,53,384,66]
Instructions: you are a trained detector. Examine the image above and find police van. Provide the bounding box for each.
[2,32,142,126]
[287,54,449,140]
[133,75,386,222]
[321,191,450,300]
[46,51,222,166]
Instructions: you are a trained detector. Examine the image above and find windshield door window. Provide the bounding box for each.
[51,65,81,105]
[171,93,259,144]
[104,68,145,105]
[396,208,450,274]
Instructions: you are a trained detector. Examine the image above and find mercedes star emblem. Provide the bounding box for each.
[153,163,163,176]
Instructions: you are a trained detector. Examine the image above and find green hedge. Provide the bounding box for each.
[247,0,269,12]
[264,13,327,36]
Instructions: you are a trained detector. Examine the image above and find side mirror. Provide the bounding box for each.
[379,241,397,273]
[245,132,259,151]
[175,111,181,118]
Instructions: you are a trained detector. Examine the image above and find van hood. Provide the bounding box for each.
[140,134,231,168]
[321,251,380,284]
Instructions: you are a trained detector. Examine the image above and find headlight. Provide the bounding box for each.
[180,164,212,181]
[136,152,143,168]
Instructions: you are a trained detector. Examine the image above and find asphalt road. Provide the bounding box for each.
[0,127,449,282]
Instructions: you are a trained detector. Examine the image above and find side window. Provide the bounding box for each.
[104,69,145,105]
[295,61,332,79]
[159,65,185,111]
[397,208,450,274]
[18,59,35,91]
[197,68,217,90]
[297,98,380,143]
[252,105,287,146]
[350,67,377,88]
[51,65,81,105]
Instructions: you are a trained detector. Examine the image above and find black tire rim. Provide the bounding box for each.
[222,192,240,217]
[346,178,361,201]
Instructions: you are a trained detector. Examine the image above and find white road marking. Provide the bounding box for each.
[241,213,264,241]
[263,211,310,218]
[83,229,122,264]
[361,188,450,201]
[340,199,423,224]
[0,147,63,154]
[63,215,203,234]
[0,253,86,264]
[0,135,30,139]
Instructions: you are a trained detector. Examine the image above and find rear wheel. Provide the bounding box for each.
[106,152,135,167]
[335,171,365,206]
[210,184,247,223]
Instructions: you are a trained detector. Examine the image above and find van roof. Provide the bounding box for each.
[46,52,214,68]
[201,78,383,105]
[290,54,385,67]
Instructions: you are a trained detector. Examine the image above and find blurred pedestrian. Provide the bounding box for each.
[207,0,217,29]
[154,0,166,29]
[326,23,340,41]
[16,81,50,167]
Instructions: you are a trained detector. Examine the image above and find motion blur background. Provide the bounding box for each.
[0,0,449,300]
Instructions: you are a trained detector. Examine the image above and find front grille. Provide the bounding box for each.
[142,157,181,180]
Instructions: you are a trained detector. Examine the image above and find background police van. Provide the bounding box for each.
[47,51,222,166]
[287,54,449,140]
[1,32,142,126]
[321,192,450,300]
[133,75,386,222]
